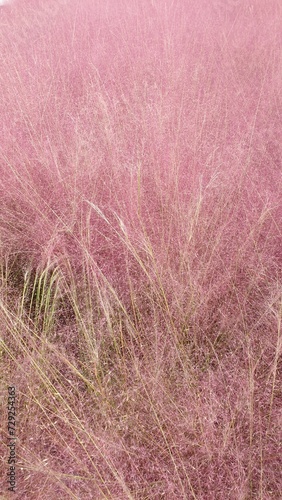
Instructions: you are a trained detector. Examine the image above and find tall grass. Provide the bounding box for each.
[0,0,281,498]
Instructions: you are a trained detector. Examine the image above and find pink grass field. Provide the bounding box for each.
[0,0,281,498]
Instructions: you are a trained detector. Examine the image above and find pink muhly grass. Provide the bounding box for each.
[0,0,281,498]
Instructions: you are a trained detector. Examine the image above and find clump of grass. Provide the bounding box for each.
[0,0,281,498]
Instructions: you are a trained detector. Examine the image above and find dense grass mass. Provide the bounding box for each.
[0,0,281,498]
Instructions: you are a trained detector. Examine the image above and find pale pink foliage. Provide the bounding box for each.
[0,0,281,498]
